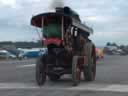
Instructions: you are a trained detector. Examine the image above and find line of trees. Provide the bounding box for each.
[106,42,118,46]
[106,42,128,48]
[0,41,43,48]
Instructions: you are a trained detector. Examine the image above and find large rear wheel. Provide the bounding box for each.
[36,56,46,86]
[83,42,96,81]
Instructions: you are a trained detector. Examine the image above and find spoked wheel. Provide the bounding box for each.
[49,74,60,82]
[36,56,46,86]
[83,42,96,81]
[72,56,81,86]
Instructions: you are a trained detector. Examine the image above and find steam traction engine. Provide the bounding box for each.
[31,7,96,86]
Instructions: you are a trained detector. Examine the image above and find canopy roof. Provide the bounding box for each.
[31,12,70,28]
[31,12,93,34]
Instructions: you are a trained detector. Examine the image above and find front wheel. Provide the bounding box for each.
[72,56,81,86]
[36,56,46,86]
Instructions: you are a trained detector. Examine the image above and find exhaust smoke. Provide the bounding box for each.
[50,0,64,9]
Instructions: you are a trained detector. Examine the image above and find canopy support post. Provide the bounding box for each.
[61,16,64,40]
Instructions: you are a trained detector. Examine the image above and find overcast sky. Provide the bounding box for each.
[0,0,128,46]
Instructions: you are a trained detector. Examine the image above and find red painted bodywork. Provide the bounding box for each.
[43,38,62,46]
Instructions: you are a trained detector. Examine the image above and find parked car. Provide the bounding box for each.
[104,45,126,55]
[0,50,16,59]
[18,48,47,59]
